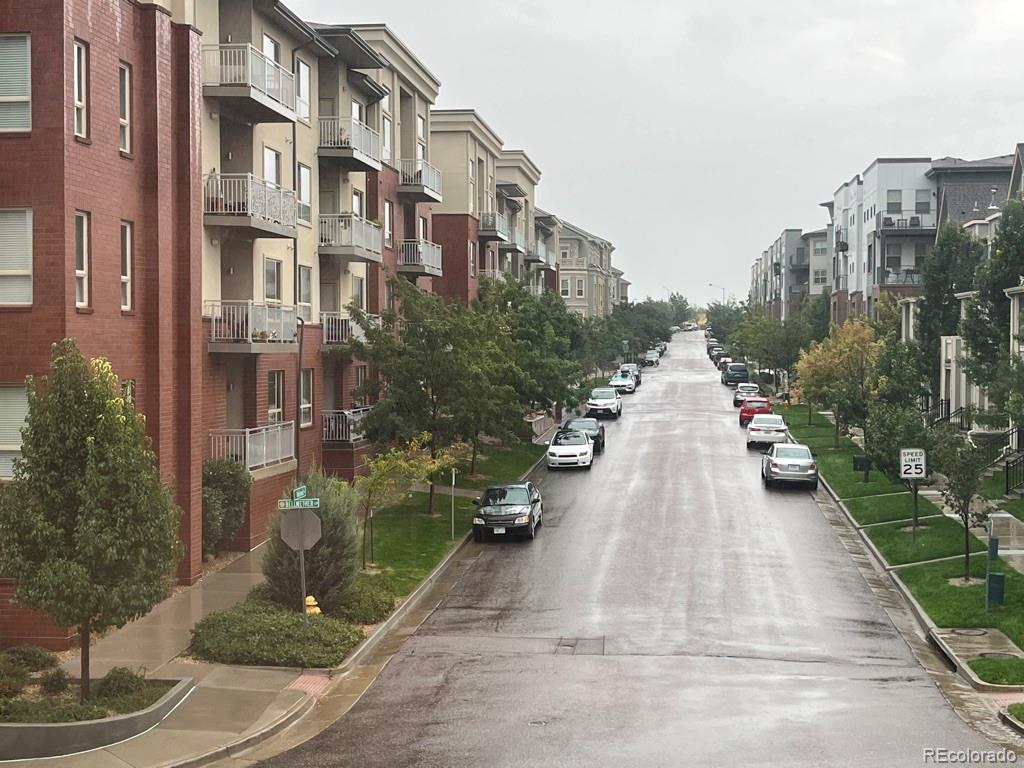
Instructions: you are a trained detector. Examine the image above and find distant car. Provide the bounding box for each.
[472,482,543,541]
[655,341,667,355]
[670,325,682,333]
[733,382,761,407]
[706,339,720,354]
[609,371,637,393]
[620,363,642,386]
[560,417,606,453]
[644,350,660,366]
[722,362,750,386]
[762,443,818,490]
[739,397,773,426]
[712,349,728,364]
[746,413,788,448]
[586,387,622,419]
[716,356,733,372]
[546,429,594,470]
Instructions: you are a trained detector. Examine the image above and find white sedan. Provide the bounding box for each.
[746,413,788,448]
[547,430,594,470]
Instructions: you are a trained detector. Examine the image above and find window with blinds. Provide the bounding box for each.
[0,35,30,131]
[0,386,28,479]
[0,208,32,305]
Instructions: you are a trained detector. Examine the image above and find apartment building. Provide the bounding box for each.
[747,230,803,320]
[533,209,561,295]
[802,227,832,297]
[930,155,1012,230]
[556,219,615,317]
[610,267,630,306]
[495,150,545,293]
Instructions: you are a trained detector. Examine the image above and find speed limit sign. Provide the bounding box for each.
[900,448,927,480]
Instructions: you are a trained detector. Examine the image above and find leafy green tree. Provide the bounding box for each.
[705,300,745,345]
[874,334,922,409]
[0,340,181,699]
[933,431,989,583]
[865,402,935,481]
[917,223,984,394]
[797,293,831,345]
[668,293,695,325]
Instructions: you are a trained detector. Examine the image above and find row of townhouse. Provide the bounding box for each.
[0,0,628,649]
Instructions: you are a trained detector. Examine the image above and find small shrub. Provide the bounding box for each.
[190,598,362,668]
[203,458,252,554]
[0,656,29,698]
[39,668,71,695]
[202,485,227,557]
[333,573,395,625]
[0,698,108,723]
[3,645,58,672]
[94,667,146,701]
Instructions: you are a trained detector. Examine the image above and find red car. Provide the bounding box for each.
[739,398,772,427]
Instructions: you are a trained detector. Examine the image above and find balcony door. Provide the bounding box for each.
[320,190,337,215]
[263,146,281,188]
[321,281,338,312]
[225,361,245,430]
[319,98,336,117]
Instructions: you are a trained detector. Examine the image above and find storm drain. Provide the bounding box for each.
[554,637,606,656]
[952,629,989,637]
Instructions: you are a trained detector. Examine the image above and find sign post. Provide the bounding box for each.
[279,487,322,623]
[451,468,456,541]
[900,448,927,545]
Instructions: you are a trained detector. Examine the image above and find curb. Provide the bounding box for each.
[1000,709,1024,737]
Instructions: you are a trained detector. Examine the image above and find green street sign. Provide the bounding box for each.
[293,485,307,500]
[277,498,320,510]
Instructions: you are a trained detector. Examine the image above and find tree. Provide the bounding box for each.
[668,292,695,325]
[0,339,181,699]
[797,293,831,345]
[917,223,984,395]
[705,300,745,345]
[874,334,922,409]
[865,402,935,481]
[934,431,989,583]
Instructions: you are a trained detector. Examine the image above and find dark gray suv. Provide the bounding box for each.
[472,483,543,541]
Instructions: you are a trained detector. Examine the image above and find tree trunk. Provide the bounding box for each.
[80,619,91,701]
[470,435,479,475]
[964,513,971,583]
[427,443,437,516]
[807,400,812,426]
[833,412,840,448]
[361,504,369,569]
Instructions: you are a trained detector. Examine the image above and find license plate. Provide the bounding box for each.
[493,527,506,534]
[789,465,799,471]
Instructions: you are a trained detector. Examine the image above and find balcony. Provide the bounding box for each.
[322,407,372,443]
[789,249,809,268]
[876,267,923,287]
[203,300,297,353]
[877,210,935,234]
[499,220,526,254]
[398,239,443,278]
[201,44,296,123]
[210,421,295,473]
[318,116,382,172]
[789,283,809,295]
[203,174,297,238]
[321,312,379,344]
[477,212,509,242]
[397,159,443,203]
[536,241,556,272]
[524,240,544,266]
[318,214,382,265]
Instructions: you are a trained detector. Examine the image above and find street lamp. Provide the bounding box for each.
[708,283,726,304]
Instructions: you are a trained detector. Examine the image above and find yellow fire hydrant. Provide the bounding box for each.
[304,595,321,615]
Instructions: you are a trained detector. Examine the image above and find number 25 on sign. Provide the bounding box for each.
[900,448,926,480]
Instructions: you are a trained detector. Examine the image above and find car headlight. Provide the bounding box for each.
[548,452,557,457]
[578,452,589,457]
[472,517,484,525]
[514,515,530,525]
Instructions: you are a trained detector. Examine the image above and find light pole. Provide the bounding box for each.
[708,283,726,304]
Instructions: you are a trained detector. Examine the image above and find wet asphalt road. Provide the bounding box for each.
[264,333,997,767]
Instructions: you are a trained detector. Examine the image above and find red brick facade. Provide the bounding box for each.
[431,213,485,304]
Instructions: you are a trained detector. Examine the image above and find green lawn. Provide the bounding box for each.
[865,516,984,566]
[998,498,1024,523]
[369,492,478,596]
[457,442,546,490]
[979,470,1010,501]
[844,493,939,526]
[1009,703,1024,720]
[968,657,1024,685]
[814,448,906,499]
[776,404,834,428]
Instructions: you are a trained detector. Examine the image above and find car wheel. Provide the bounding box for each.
[536,506,543,527]
[764,474,772,488]
[528,521,536,540]
[473,528,483,543]
[810,479,819,491]
[585,458,593,470]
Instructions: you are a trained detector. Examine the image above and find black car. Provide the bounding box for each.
[722,362,750,386]
[472,482,543,541]
[560,417,606,453]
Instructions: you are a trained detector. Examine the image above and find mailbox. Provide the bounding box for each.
[853,455,871,472]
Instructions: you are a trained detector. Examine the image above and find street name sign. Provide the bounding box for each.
[292,485,307,500]
[900,448,927,480]
[277,498,320,509]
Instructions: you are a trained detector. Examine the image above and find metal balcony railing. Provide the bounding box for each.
[321,312,354,344]
[204,300,297,344]
[203,173,297,228]
[399,239,443,271]
[318,214,382,255]
[318,116,381,162]
[479,211,509,238]
[398,158,442,198]
[876,267,923,286]
[322,407,372,442]
[210,421,295,471]
[201,44,295,111]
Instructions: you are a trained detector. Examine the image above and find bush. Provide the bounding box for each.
[39,668,71,695]
[0,698,108,723]
[3,645,58,672]
[202,458,252,555]
[94,667,146,700]
[263,469,360,615]
[0,656,28,698]
[334,573,396,625]
[189,596,362,668]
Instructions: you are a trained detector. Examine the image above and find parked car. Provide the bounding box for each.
[706,338,720,352]
[472,483,543,541]
[620,363,642,386]
[722,362,750,386]
[762,443,818,490]
[670,325,682,333]
[644,350,661,366]
[656,341,668,355]
[546,429,594,470]
[586,387,622,419]
[739,397,773,426]
[609,371,637,393]
[716,356,733,372]
[560,417,606,453]
[746,413,788,448]
[711,349,728,364]
[733,382,761,407]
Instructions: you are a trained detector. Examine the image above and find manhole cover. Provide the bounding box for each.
[979,652,1018,660]
[951,629,988,636]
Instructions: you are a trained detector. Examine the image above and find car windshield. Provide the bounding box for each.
[745,399,769,407]
[565,419,598,431]
[775,446,812,460]
[481,486,530,506]
[728,364,747,372]
[611,374,628,381]
[591,388,615,399]
[553,432,587,446]
[751,415,784,427]
[739,384,759,392]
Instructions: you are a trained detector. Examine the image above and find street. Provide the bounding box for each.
[261,333,998,767]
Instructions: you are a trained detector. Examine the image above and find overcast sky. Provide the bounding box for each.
[291,0,1024,307]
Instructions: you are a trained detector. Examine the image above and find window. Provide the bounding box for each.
[419,216,427,240]
[560,246,569,262]
[295,59,310,120]
[416,114,425,140]
[298,264,311,321]
[267,371,283,424]
[262,34,279,63]
[885,241,901,270]
[300,369,313,427]
[121,378,135,407]
[264,258,281,302]
[416,140,425,161]
[263,146,280,186]
[813,269,827,285]
[915,189,930,215]
[351,275,364,309]
[297,163,311,222]
[469,241,477,277]
[560,278,569,297]
[120,221,132,310]
[468,160,475,215]
[383,200,393,247]
[351,99,363,124]
[576,278,584,298]
[382,115,392,163]
[0,208,32,305]
[0,35,31,131]
[118,63,131,152]
[74,211,89,307]
[73,40,87,137]
[914,241,928,266]
[352,189,363,218]
[0,386,29,479]
[886,189,902,215]
[354,365,368,406]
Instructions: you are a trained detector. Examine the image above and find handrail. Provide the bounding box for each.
[201,44,295,111]
[203,173,297,228]
[318,116,381,161]
[398,158,442,197]
[1007,454,1024,495]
